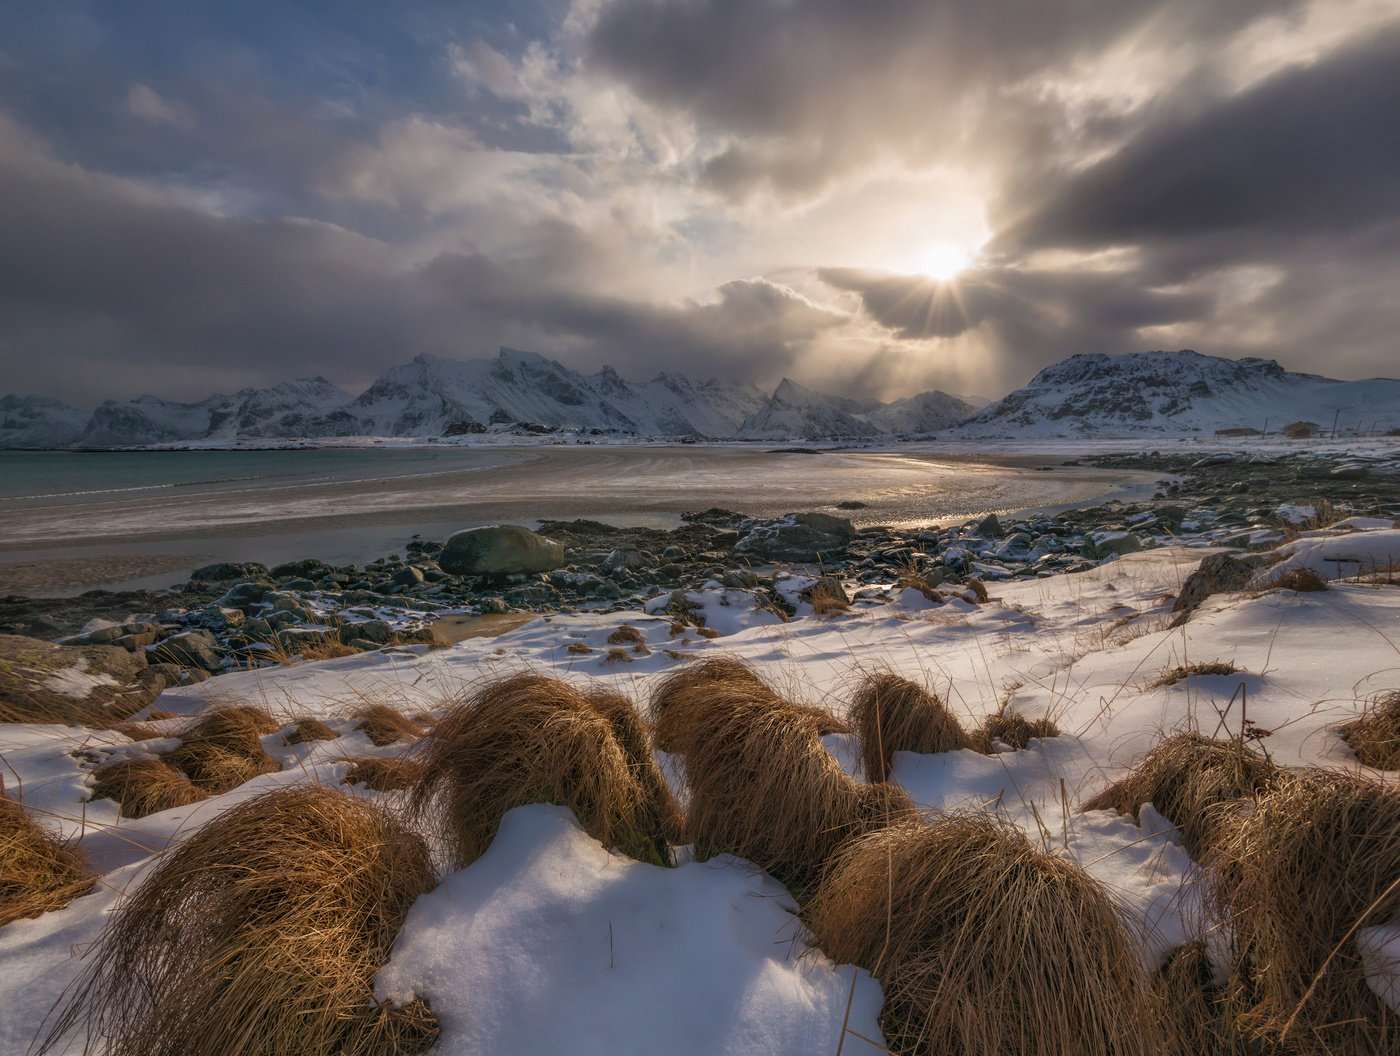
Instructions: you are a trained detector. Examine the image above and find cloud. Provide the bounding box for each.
[999,25,1400,248]
[125,83,196,130]
[0,117,847,406]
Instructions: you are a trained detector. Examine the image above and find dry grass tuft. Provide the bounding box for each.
[806,814,1166,1056]
[353,704,425,747]
[40,785,437,1056]
[566,642,592,654]
[1210,769,1400,1053]
[851,672,975,782]
[1151,940,1228,1054]
[162,705,282,794]
[1151,660,1240,688]
[695,626,722,639]
[603,648,633,664]
[648,656,913,897]
[283,717,338,745]
[341,756,426,792]
[976,712,1060,752]
[1338,691,1400,769]
[0,795,95,927]
[606,624,645,645]
[894,559,942,603]
[807,583,851,615]
[296,640,364,661]
[1080,732,1277,860]
[583,689,684,859]
[90,759,206,818]
[965,576,990,603]
[412,673,671,868]
[1271,567,1329,593]
[111,721,162,741]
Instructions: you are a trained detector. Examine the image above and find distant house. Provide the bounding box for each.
[1284,421,1320,438]
[1214,427,1260,437]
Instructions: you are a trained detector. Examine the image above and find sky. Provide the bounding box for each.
[1,0,1397,409]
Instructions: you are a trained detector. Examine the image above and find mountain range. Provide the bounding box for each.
[0,348,979,447]
[3,347,1398,448]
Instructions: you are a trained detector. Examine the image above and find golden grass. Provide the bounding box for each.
[894,558,942,603]
[282,716,339,745]
[1151,940,1229,1055]
[1270,568,1329,593]
[648,656,912,897]
[1339,691,1400,769]
[806,814,1166,1056]
[0,794,95,927]
[603,648,633,664]
[353,704,425,747]
[583,689,684,860]
[975,712,1060,752]
[111,721,162,741]
[1081,732,1277,861]
[566,642,592,654]
[341,756,426,792]
[412,673,671,869]
[162,705,282,795]
[1211,769,1400,1054]
[606,624,645,644]
[295,640,364,661]
[89,759,206,818]
[851,671,975,783]
[1150,660,1240,688]
[807,582,851,615]
[40,786,437,1056]
[965,576,990,603]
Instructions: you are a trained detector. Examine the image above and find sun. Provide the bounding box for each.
[913,241,971,282]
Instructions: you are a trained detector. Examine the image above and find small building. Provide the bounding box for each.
[1284,421,1319,439]
[1214,427,1260,437]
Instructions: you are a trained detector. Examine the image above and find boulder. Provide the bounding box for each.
[734,513,856,562]
[340,619,392,645]
[799,576,850,606]
[976,513,1004,538]
[149,631,223,673]
[270,558,329,579]
[1086,531,1143,559]
[214,581,270,609]
[721,569,760,589]
[440,525,566,577]
[0,634,151,724]
[190,561,270,583]
[1172,552,1266,618]
[603,549,649,573]
[390,565,425,587]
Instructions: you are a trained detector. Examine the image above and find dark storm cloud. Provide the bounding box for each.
[586,0,1304,199]
[1000,28,1400,249]
[0,124,843,406]
[820,265,1211,345]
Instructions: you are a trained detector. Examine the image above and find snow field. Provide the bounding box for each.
[4,524,1400,1053]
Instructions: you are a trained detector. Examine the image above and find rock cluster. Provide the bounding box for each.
[2,449,1397,694]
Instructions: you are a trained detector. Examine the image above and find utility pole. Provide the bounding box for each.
[1261,416,1271,439]
[1331,408,1341,439]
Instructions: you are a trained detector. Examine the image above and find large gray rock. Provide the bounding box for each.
[734,513,856,562]
[149,631,223,672]
[1173,552,1265,618]
[0,634,151,723]
[440,524,566,577]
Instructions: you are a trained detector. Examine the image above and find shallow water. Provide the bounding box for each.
[0,444,1154,594]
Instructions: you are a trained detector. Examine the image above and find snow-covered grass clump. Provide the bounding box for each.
[4,522,1400,1054]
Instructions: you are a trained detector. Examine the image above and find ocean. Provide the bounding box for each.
[0,444,1153,595]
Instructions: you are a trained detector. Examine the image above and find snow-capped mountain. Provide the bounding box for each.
[865,390,980,434]
[338,350,767,437]
[0,395,91,448]
[736,378,881,439]
[77,379,353,447]
[958,350,1400,437]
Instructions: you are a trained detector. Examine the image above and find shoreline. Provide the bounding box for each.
[0,447,1158,596]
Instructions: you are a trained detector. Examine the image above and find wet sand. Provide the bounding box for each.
[0,445,1157,595]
